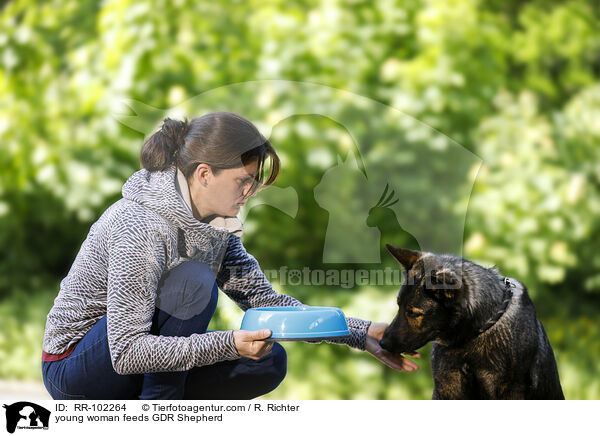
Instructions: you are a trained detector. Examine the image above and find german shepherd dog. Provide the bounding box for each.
[380,245,564,399]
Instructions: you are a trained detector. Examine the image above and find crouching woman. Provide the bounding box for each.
[41,112,418,400]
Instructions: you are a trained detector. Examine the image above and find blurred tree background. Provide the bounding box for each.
[0,0,598,399]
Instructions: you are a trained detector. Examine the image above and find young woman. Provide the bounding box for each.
[41,111,418,400]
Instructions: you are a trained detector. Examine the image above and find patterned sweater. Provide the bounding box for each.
[42,166,371,375]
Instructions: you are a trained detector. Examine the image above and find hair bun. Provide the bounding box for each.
[160,117,190,155]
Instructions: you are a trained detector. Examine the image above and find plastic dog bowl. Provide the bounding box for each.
[240,306,351,341]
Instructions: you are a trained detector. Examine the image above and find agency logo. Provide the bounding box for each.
[115,80,481,278]
[3,402,50,434]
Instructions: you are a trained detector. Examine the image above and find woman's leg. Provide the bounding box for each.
[138,261,219,399]
[41,315,143,400]
[41,260,218,400]
[140,260,289,399]
[182,342,287,400]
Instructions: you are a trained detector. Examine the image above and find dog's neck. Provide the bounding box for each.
[440,277,516,347]
[471,277,514,335]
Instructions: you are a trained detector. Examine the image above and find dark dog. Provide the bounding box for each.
[380,245,564,399]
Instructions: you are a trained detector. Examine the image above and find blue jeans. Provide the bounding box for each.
[41,261,287,400]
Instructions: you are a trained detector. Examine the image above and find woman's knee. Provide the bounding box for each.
[264,342,288,389]
[155,261,218,320]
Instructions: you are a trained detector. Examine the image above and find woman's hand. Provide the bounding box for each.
[365,322,420,372]
[233,329,274,360]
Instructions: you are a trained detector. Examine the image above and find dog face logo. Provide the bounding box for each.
[3,402,51,434]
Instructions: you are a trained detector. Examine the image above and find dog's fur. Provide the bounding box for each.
[380,245,564,399]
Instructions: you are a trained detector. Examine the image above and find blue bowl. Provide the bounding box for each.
[240,306,350,341]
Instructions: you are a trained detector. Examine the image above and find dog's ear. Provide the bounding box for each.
[385,245,422,270]
[428,269,462,301]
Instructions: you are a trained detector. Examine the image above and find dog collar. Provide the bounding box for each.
[473,277,515,336]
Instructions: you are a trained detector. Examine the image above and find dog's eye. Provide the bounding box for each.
[406,309,424,318]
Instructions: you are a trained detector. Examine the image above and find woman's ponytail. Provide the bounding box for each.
[140,117,190,172]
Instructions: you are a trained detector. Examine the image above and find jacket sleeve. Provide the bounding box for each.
[106,214,240,375]
[216,234,372,350]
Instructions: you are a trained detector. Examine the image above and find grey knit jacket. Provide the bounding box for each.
[42,166,371,375]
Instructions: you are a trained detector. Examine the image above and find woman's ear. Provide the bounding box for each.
[194,163,212,187]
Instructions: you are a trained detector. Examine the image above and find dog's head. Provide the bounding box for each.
[379,244,470,354]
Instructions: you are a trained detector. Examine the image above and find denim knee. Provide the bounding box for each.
[155,261,218,320]
[265,342,288,391]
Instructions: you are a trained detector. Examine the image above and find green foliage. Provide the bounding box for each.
[542,314,600,400]
[0,0,598,398]
[0,286,56,380]
[464,87,600,296]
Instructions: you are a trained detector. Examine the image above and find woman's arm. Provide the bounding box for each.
[215,234,303,309]
[106,212,240,375]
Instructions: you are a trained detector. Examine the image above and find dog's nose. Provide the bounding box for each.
[379,337,389,350]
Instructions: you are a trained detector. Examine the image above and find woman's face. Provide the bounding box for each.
[190,159,259,219]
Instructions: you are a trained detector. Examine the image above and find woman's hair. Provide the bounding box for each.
[140,111,280,197]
